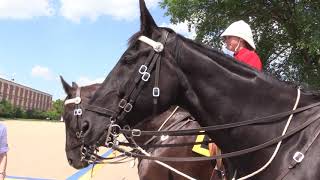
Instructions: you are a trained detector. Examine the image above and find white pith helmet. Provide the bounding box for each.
[221,20,256,50]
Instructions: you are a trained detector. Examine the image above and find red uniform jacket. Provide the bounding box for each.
[234,48,262,71]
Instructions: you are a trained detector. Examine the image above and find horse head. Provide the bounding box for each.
[60,76,101,169]
[81,0,184,149]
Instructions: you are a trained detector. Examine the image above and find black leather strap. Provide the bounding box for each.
[120,102,320,136]
[113,112,320,162]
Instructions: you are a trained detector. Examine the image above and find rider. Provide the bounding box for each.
[221,20,262,71]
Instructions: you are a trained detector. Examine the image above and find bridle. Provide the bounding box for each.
[80,30,170,146]
[63,30,170,164]
[64,87,103,164]
[64,87,83,139]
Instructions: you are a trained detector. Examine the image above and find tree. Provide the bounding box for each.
[0,100,14,118]
[46,99,64,120]
[160,0,320,88]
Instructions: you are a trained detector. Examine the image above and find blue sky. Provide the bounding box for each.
[0,0,195,100]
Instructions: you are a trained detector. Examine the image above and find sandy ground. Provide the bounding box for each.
[1,119,139,180]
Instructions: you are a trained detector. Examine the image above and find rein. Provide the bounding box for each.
[119,101,320,137]
[110,111,320,162]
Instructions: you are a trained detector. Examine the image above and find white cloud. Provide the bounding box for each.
[0,70,6,79]
[0,0,54,19]
[31,65,53,80]
[76,76,104,86]
[160,21,196,39]
[60,0,160,23]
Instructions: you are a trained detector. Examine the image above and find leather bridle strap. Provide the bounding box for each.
[120,101,320,137]
[116,31,170,124]
[81,31,169,124]
[153,51,161,114]
[83,103,117,117]
[112,112,320,162]
[118,139,216,148]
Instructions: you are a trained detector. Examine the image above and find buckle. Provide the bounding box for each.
[111,124,121,136]
[141,72,150,81]
[90,155,97,162]
[74,109,83,116]
[139,65,148,74]
[76,131,83,139]
[293,151,304,163]
[124,103,133,112]
[118,99,127,108]
[153,87,160,97]
[132,129,141,137]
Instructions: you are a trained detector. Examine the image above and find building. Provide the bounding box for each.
[0,77,52,111]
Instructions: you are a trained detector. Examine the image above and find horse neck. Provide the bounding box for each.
[176,38,298,149]
[133,106,179,144]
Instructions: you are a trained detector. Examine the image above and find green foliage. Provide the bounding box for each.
[46,99,63,120]
[160,0,320,88]
[0,100,14,118]
[0,99,63,120]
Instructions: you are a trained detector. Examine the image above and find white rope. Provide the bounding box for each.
[237,88,301,180]
[134,105,196,180]
[158,106,180,131]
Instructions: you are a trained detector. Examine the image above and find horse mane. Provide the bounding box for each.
[128,31,143,46]
[176,33,307,91]
[127,27,320,98]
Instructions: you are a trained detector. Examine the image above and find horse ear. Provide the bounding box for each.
[72,82,78,88]
[60,76,72,96]
[139,0,157,36]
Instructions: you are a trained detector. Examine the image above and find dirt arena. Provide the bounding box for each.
[1,119,139,180]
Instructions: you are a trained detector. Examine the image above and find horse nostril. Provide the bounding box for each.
[81,121,90,135]
[68,159,73,166]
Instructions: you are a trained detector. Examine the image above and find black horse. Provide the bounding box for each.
[60,78,224,180]
[79,0,320,179]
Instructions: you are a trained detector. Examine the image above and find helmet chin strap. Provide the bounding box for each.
[234,39,241,52]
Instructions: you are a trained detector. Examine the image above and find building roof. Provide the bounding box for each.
[0,77,52,97]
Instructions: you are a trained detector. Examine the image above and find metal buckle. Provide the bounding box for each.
[74,109,82,116]
[81,146,88,155]
[141,72,150,81]
[111,124,121,136]
[293,151,304,163]
[132,129,141,137]
[139,65,148,74]
[106,141,114,148]
[118,99,127,108]
[153,87,160,97]
[76,131,83,139]
[124,103,133,112]
[90,155,97,162]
